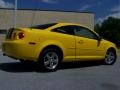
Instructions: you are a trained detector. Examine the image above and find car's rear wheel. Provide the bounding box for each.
[104,49,116,65]
[39,48,61,71]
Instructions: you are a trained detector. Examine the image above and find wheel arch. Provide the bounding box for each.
[106,47,117,57]
[34,40,66,61]
[107,47,117,54]
[40,45,63,59]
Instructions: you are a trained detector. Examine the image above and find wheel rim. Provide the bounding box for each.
[43,52,59,70]
[105,51,115,64]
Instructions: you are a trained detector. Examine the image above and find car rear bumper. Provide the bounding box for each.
[2,41,37,61]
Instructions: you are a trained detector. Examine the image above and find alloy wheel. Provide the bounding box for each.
[43,51,59,70]
[104,51,116,65]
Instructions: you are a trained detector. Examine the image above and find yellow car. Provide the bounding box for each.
[2,23,117,71]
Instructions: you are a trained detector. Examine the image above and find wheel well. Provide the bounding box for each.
[107,47,117,55]
[39,45,63,61]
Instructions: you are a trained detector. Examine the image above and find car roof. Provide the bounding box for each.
[54,22,92,30]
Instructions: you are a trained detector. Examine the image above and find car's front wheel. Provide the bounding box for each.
[39,48,61,71]
[104,49,116,65]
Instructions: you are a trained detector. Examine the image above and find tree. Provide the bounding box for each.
[95,17,120,47]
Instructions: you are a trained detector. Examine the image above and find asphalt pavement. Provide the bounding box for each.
[0,51,120,90]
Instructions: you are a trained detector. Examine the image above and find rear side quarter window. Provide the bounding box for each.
[52,26,75,35]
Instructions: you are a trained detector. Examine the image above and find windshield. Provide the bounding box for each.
[30,23,57,29]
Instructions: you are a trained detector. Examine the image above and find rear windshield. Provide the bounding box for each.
[30,23,57,29]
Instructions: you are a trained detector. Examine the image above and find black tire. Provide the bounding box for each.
[104,49,117,65]
[38,48,61,72]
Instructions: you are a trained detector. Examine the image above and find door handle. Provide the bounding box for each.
[78,40,84,44]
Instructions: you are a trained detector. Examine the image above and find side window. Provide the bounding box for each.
[74,26,97,39]
[52,26,74,35]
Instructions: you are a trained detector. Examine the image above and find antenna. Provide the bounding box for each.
[14,0,18,28]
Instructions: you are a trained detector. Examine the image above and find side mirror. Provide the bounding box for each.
[98,36,102,41]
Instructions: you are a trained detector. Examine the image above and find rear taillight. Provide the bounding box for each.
[18,32,25,39]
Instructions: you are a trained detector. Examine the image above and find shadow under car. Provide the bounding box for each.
[0,60,103,73]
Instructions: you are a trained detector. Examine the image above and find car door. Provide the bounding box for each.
[74,26,104,60]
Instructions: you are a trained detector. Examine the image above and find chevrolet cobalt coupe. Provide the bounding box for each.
[2,23,117,71]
